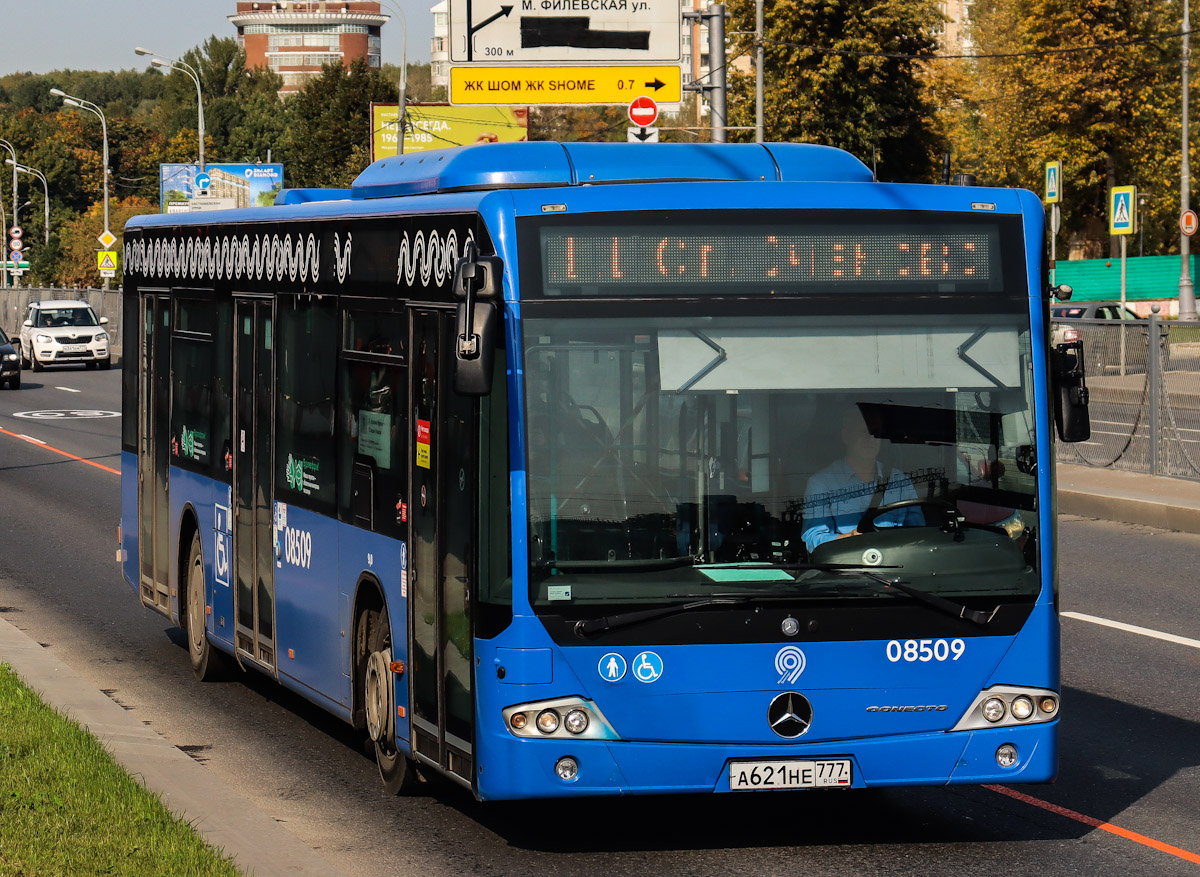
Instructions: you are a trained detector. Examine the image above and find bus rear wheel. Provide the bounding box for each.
[186,532,227,682]
[363,609,419,795]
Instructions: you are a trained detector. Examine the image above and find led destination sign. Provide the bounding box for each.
[538,221,1006,296]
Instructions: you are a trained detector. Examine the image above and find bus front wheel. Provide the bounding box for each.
[186,532,227,682]
[362,608,420,795]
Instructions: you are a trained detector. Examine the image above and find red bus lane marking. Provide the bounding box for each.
[985,784,1200,865]
[0,426,120,476]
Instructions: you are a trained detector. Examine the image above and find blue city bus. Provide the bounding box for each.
[119,141,1091,799]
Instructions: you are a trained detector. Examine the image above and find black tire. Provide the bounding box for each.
[8,373,19,390]
[186,532,227,682]
[20,345,29,370]
[101,357,111,370]
[362,608,419,795]
[86,361,97,370]
[30,347,42,372]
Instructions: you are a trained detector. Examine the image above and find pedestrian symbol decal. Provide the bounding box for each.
[598,652,627,682]
[632,651,663,683]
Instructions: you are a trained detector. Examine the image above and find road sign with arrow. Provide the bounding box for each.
[450,0,681,63]
[450,65,680,105]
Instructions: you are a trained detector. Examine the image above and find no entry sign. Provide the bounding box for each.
[628,96,659,128]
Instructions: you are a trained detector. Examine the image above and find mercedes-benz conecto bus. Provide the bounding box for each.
[119,141,1090,799]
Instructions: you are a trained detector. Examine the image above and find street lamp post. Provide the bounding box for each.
[6,160,50,244]
[135,48,205,172]
[0,139,18,290]
[50,87,110,288]
[377,0,409,155]
[1181,0,1198,320]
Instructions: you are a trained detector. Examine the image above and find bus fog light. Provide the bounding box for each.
[510,712,528,731]
[982,697,1006,723]
[536,709,560,733]
[995,744,1019,768]
[1039,696,1058,716]
[564,708,589,734]
[555,756,579,781]
[1010,696,1034,720]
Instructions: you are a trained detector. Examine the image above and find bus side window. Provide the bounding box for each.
[338,309,407,536]
[276,296,339,512]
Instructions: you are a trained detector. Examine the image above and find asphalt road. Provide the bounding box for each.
[1,367,1198,877]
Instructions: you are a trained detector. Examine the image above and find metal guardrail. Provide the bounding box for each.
[1,287,123,356]
[1054,314,1200,480]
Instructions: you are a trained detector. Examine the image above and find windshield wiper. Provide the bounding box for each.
[828,568,999,626]
[539,555,695,574]
[573,596,749,637]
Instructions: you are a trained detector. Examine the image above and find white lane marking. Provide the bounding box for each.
[1062,611,1200,650]
[18,435,46,444]
[55,386,81,393]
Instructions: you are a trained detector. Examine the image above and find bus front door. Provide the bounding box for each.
[137,292,171,613]
[409,309,476,786]
[233,298,277,671]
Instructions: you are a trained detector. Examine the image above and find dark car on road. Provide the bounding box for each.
[1051,300,1169,372]
[0,326,20,389]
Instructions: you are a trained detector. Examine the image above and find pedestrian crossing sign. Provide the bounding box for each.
[97,250,118,270]
[1045,161,1061,203]
[1110,186,1136,236]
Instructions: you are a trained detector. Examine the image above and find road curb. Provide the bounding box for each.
[0,617,344,877]
[1057,464,1200,534]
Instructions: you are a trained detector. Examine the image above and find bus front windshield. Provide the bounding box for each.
[523,307,1040,617]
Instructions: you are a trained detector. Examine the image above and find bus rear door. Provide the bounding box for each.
[137,292,171,612]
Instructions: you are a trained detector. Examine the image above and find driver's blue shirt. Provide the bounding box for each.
[802,460,922,552]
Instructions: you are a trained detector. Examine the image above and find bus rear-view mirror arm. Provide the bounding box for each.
[453,242,503,395]
[1051,339,1090,443]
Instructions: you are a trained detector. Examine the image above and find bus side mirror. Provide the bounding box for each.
[1051,339,1090,443]
[453,243,502,396]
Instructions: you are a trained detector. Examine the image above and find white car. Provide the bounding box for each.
[19,300,111,371]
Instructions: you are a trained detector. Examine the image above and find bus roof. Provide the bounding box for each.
[338,141,876,201]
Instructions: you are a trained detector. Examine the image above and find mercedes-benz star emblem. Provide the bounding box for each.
[768,691,813,739]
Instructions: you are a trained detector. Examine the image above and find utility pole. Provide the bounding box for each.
[683,4,728,142]
[754,0,763,142]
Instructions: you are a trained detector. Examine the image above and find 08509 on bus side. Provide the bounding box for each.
[118,140,1091,800]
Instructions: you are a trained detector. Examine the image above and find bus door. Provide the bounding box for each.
[137,292,171,612]
[233,297,277,670]
[408,309,477,785]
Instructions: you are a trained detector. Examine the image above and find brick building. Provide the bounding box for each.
[231,1,389,95]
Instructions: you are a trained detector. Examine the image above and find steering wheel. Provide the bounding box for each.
[858,498,964,535]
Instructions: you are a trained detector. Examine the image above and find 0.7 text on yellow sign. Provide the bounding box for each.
[451,66,681,105]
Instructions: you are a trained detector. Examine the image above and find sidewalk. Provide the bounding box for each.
[1057,462,1200,533]
[0,619,344,877]
[0,461,1197,876]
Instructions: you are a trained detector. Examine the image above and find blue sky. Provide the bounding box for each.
[3,0,430,75]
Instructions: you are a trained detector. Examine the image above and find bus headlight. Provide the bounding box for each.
[982,697,1006,723]
[503,696,619,740]
[536,709,560,734]
[951,686,1060,731]
[564,709,589,734]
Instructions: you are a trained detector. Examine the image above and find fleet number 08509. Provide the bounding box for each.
[886,638,965,663]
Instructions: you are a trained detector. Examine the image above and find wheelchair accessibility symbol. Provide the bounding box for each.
[632,651,663,683]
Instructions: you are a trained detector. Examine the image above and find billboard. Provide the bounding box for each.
[370,103,529,161]
[160,163,285,214]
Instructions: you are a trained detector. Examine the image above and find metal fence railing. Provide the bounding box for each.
[1054,313,1200,480]
[1,287,124,358]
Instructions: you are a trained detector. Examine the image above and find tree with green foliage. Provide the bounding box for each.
[942,0,1183,257]
[723,0,945,181]
[282,58,398,188]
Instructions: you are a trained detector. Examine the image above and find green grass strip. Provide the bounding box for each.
[0,664,242,877]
